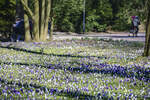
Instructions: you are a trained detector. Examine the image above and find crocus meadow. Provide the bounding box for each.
[0,38,149,99]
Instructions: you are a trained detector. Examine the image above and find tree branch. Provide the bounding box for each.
[21,0,34,19]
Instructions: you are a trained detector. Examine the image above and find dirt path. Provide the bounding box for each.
[53,32,145,42]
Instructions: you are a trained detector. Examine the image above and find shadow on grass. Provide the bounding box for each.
[0,61,149,82]
[0,45,107,59]
[0,78,95,99]
[0,78,147,100]
[0,62,148,99]
[67,66,150,82]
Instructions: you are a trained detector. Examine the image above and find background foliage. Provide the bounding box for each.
[0,0,147,33]
[0,0,16,32]
[52,0,146,32]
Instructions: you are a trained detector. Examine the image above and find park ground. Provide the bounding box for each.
[52,32,146,42]
[0,31,149,99]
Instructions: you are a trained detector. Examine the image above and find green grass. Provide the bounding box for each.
[0,39,149,99]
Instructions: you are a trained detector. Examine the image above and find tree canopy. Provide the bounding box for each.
[50,0,146,32]
[0,0,147,33]
[0,0,16,32]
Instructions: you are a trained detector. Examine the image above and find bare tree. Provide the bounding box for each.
[21,0,52,42]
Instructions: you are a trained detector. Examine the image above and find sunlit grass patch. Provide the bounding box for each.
[0,39,149,99]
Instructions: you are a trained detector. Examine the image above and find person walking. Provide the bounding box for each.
[11,18,21,42]
[11,18,25,42]
[132,16,140,37]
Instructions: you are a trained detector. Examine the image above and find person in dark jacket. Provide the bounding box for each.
[133,16,140,36]
[130,16,140,37]
[11,18,22,42]
[11,18,31,42]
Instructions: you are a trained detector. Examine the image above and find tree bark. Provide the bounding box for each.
[16,0,24,19]
[32,0,40,41]
[21,0,52,42]
[42,0,51,41]
[21,0,33,19]
[144,1,150,56]
[49,17,54,40]
[39,0,45,40]
[24,0,31,42]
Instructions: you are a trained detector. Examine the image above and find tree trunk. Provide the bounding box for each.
[21,0,52,42]
[144,1,150,56]
[24,0,31,42]
[49,17,54,40]
[32,0,40,41]
[16,0,24,18]
[39,0,45,40]
[42,0,51,41]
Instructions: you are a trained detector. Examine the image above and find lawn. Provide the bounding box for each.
[0,38,149,99]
